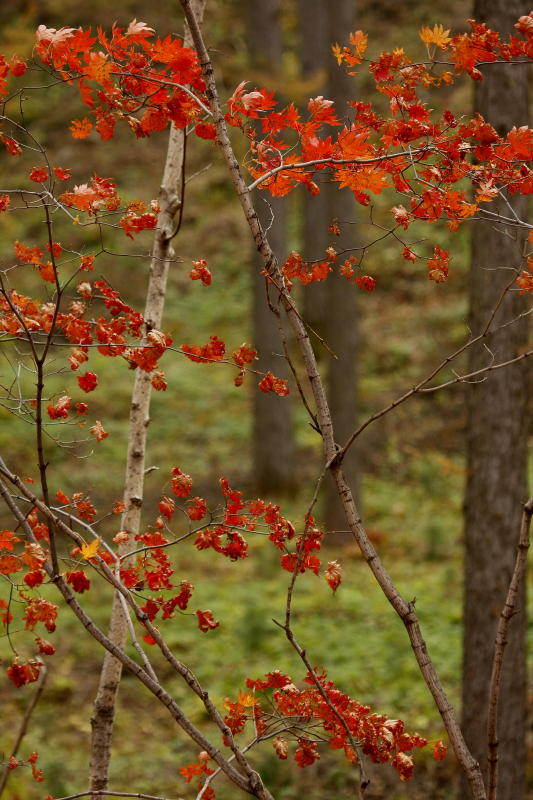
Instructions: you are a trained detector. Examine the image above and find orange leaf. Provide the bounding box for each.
[419,24,451,49]
[0,555,22,574]
[70,118,93,139]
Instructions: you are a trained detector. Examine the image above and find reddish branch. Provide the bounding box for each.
[487,498,533,800]
[178,2,488,797]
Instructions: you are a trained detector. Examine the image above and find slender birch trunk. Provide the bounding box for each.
[89,3,207,793]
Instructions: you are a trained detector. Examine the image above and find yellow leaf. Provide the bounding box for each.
[419,24,451,49]
[331,43,343,66]
[81,538,100,559]
[238,690,258,707]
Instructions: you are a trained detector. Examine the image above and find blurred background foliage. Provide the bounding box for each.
[0,1,529,799]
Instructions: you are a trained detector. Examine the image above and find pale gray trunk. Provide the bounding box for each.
[248,0,295,495]
[462,1,530,798]
[88,3,207,794]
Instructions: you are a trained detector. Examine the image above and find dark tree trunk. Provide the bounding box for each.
[462,2,530,798]
[323,1,359,537]
[297,0,359,539]
[298,0,329,337]
[247,0,295,495]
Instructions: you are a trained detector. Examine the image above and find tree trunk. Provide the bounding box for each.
[462,2,530,798]
[88,3,207,794]
[248,0,295,496]
[298,0,329,338]
[323,0,359,537]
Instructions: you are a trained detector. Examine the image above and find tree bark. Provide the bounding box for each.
[247,0,295,496]
[462,2,530,798]
[298,0,329,337]
[88,3,207,794]
[323,0,359,537]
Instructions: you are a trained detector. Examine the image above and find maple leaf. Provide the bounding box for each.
[81,538,100,559]
[516,270,533,293]
[324,560,342,592]
[294,739,320,768]
[273,736,289,759]
[126,19,155,39]
[419,24,451,49]
[258,372,289,396]
[78,371,98,392]
[90,420,108,441]
[196,609,219,632]
[70,118,93,139]
[237,690,258,707]
[36,25,76,47]
[0,529,20,551]
[0,554,22,574]
[7,658,42,688]
[47,395,71,420]
[189,259,212,285]
[54,166,71,180]
[66,570,91,592]
[171,467,193,497]
[432,739,447,760]
[29,167,49,183]
[427,245,450,283]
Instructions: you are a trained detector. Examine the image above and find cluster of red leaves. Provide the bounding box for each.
[27,21,207,142]
[226,18,533,280]
[179,751,214,799]
[0,264,176,430]
[181,335,225,363]
[189,258,212,286]
[239,668,443,781]
[3,750,44,784]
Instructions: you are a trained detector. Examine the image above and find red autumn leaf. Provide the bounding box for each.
[24,570,45,588]
[427,244,450,283]
[90,420,109,441]
[70,118,93,139]
[294,739,320,768]
[355,275,376,291]
[77,371,98,392]
[9,56,27,77]
[187,496,207,521]
[66,570,91,593]
[432,739,447,760]
[35,636,55,655]
[516,270,533,293]
[195,122,217,140]
[0,554,22,574]
[0,529,20,551]
[47,395,72,420]
[151,370,167,391]
[7,659,42,688]
[258,372,289,396]
[324,560,342,592]
[23,597,58,632]
[196,609,219,632]
[171,467,193,497]
[189,258,212,285]
[159,495,175,520]
[29,166,49,183]
[54,166,71,180]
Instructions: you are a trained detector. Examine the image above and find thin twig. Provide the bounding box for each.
[486,498,533,800]
[0,666,47,796]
